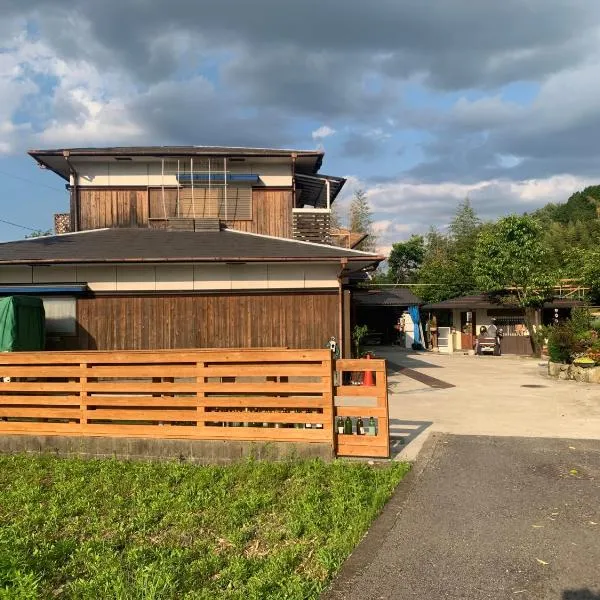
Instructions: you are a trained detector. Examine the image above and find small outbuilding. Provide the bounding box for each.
[422,293,584,355]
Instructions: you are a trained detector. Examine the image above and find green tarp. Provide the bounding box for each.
[0,296,45,352]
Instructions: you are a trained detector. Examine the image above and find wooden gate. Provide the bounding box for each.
[333,359,390,458]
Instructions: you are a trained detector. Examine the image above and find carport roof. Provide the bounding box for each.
[354,287,421,306]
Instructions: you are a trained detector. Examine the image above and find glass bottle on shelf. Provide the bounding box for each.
[356,417,364,436]
[368,416,376,436]
[343,416,353,435]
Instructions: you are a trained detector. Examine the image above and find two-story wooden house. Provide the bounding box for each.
[0,146,381,355]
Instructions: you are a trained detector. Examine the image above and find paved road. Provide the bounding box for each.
[379,350,600,461]
[325,434,600,600]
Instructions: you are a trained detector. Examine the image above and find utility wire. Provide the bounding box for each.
[0,218,39,232]
[0,168,65,193]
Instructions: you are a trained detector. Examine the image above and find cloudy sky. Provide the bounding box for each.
[1,1,599,253]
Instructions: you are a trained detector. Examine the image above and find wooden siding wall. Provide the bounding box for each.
[78,189,149,230]
[74,292,339,350]
[75,187,293,237]
[226,188,293,238]
[148,188,177,219]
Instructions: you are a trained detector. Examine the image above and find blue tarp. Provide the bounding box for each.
[177,173,260,184]
[408,305,422,346]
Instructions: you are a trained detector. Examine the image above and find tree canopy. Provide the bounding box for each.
[473,215,556,307]
[387,235,425,284]
[409,199,483,303]
[337,181,600,305]
[349,189,376,252]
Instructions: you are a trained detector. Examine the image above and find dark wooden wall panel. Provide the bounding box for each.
[78,189,148,230]
[75,292,339,350]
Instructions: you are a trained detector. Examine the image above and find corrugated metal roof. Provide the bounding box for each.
[295,173,345,208]
[0,228,382,265]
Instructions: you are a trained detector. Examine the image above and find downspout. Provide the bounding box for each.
[291,153,297,208]
[291,153,297,239]
[325,177,331,210]
[63,151,79,231]
[338,258,348,356]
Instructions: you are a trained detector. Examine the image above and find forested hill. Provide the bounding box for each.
[531,185,600,269]
[533,185,600,225]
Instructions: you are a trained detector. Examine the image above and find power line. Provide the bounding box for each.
[0,218,39,232]
[0,168,65,193]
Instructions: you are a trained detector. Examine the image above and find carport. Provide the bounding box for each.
[352,287,421,345]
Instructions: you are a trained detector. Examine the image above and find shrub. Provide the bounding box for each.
[352,324,369,358]
[547,323,577,363]
[570,307,592,337]
[591,318,600,332]
[532,324,549,354]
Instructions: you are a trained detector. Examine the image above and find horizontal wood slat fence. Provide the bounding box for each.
[0,349,389,458]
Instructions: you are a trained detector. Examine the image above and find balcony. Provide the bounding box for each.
[292,208,332,244]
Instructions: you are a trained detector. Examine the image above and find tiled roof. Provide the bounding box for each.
[0,228,382,266]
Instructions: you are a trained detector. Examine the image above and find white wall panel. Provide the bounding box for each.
[0,266,32,284]
[194,265,232,290]
[116,266,156,291]
[155,265,194,290]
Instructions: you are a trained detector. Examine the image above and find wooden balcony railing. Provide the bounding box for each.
[292,209,332,244]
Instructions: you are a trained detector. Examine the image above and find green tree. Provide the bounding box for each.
[412,228,458,303]
[473,215,557,355]
[447,197,481,294]
[25,229,52,239]
[330,203,343,230]
[387,235,425,284]
[571,249,600,303]
[413,200,483,303]
[349,189,376,252]
[449,197,480,241]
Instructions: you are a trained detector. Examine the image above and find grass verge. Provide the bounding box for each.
[0,454,409,599]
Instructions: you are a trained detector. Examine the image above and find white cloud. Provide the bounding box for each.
[372,219,393,234]
[337,173,596,256]
[311,125,336,140]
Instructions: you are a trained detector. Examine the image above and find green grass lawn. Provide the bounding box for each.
[0,454,409,599]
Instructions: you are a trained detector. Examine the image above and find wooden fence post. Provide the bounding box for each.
[196,360,206,434]
[80,362,88,431]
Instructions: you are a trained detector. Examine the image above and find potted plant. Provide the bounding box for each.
[353,324,369,358]
[351,325,369,385]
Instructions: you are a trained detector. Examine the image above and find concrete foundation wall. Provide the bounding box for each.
[0,435,334,464]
